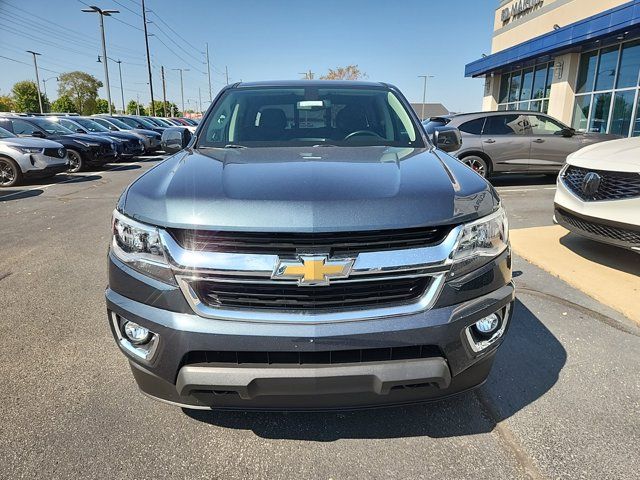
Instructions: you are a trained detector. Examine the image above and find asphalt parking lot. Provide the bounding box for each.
[1,159,639,480]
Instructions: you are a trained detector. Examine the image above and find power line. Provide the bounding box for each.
[148,9,200,53]
[0,54,60,75]
[147,20,205,68]
[112,0,142,17]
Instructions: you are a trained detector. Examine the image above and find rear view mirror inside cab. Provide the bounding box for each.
[297,100,328,110]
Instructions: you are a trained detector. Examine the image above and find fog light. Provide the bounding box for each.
[123,321,151,344]
[475,313,500,334]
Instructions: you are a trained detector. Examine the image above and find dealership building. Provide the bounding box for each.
[466,0,640,136]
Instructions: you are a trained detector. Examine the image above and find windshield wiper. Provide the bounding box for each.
[223,144,248,149]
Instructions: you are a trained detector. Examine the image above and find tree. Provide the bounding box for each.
[95,98,115,114]
[126,100,146,115]
[51,95,78,114]
[149,100,179,117]
[57,71,102,115]
[11,80,49,112]
[320,65,367,81]
[0,95,14,112]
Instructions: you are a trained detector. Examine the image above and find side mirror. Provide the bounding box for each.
[432,126,462,153]
[161,127,192,154]
[76,128,87,134]
[560,127,575,137]
[30,130,45,138]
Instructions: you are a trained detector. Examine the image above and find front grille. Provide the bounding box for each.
[181,344,442,367]
[191,276,432,311]
[43,147,65,158]
[168,226,452,256]
[562,166,640,201]
[556,208,640,247]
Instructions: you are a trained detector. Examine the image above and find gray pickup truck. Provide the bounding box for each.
[106,80,514,410]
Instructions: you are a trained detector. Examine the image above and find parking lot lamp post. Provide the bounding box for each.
[418,74,434,121]
[26,50,43,114]
[41,76,58,101]
[82,6,119,116]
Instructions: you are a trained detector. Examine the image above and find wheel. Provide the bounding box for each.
[67,149,84,173]
[460,155,490,178]
[0,156,22,187]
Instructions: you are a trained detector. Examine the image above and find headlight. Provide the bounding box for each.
[451,207,509,276]
[11,146,44,154]
[111,210,175,284]
[75,140,101,148]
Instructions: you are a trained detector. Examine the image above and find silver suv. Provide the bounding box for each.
[424,111,619,178]
[0,126,68,187]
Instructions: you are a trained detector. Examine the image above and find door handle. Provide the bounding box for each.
[533,138,545,143]
[484,139,496,144]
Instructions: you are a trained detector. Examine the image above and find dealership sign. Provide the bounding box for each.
[501,0,543,23]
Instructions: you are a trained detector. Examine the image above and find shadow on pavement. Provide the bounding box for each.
[0,189,44,202]
[107,164,142,172]
[559,233,640,276]
[490,174,556,187]
[184,300,565,440]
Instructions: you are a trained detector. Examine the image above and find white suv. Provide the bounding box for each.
[0,126,68,187]
[554,137,640,252]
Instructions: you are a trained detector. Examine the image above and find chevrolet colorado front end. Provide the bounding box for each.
[106,81,514,410]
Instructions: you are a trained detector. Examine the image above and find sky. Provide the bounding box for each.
[0,0,496,113]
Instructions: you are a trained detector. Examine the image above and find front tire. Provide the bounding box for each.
[460,155,490,178]
[0,156,22,187]
[67,149,84,173]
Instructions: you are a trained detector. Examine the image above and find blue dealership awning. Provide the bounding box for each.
[465,0,640,77]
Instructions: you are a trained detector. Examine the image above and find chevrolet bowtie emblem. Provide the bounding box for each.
[273,255,354,286]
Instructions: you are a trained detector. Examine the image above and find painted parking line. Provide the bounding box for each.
[0,162,144,201]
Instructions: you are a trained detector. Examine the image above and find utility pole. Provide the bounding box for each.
[161,65,168,117]
[141,0,155,115]
[82,6,119,116]
[198,87,202,114]
[225,65,229,85]
[136,93,140,115]
[205,43,212,103]
[26,50,43,113]
[418,74,434,121]
[172,68,189,114]
[116,60,125,114]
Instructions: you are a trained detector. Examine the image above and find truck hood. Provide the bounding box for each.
[567,136,640,173]
[121,146,499,232]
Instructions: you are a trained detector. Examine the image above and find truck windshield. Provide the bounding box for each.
[197,86,424,148]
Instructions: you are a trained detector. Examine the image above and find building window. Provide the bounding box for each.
[572,39,640,137]
[497,62,553,112]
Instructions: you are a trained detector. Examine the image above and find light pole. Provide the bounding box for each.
[418,74,435,121]
[82,5,119,116]
[26,50,43,113]
[172,68,189,114]
[42,76,58,100]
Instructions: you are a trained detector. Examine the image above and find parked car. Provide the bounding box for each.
[424,111,620,178]
[110,115,166,135]
[107,80,513,410]
[0,115,117,172]
[149,116,196,134]
[91,116,162,153]
[0,126,68,187]
[55,116,145,159]
[554,136,640,252]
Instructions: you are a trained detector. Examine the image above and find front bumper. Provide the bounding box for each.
[23,162,68,178]
[106,249,514,410]
[554,175,640,251]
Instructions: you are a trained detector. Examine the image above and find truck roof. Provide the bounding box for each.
[235,80,390,89]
